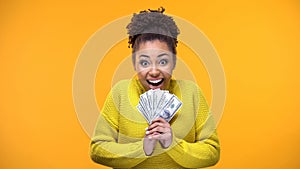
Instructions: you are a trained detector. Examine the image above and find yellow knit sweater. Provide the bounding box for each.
[90,78,220,169]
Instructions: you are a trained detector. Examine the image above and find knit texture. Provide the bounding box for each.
[90,78,220,169]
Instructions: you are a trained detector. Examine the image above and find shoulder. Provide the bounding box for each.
[174,80,201,92]
[111,79,131,91]
[109,79,131,100]
[173,80,206,102]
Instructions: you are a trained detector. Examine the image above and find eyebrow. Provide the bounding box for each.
[139,53,170,58]
[139,55,149,58]
[158,53,169,57]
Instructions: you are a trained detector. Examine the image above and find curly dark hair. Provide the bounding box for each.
[126,7,180,65]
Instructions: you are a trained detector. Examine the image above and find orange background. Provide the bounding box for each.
[1,0,300,169]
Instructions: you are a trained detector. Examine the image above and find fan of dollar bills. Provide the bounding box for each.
[137,89,183,124]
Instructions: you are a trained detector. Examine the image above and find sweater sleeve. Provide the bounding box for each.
[166,85,220,168]
[90,90,147,168]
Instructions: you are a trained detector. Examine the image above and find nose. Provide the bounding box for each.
[149,67,160,77]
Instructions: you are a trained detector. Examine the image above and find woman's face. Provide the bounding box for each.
[134,40,175,90]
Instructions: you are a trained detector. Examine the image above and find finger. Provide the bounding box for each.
[149,134,160,140]
[148,120,170,130]
[146,132,160,140]
[151,118,170,128]
[145,130,160,136]
[147,122,164,130]
[148,123,170,131]
[151,117,167,124]
[149,132,171,139]
[146,126,171,135]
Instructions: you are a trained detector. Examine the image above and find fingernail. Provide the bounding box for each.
[145,127,148,131]
[146,131,149,134]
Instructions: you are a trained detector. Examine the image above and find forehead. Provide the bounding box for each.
[136,40,171,54]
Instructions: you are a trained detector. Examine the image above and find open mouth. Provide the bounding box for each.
[147,79,164,86]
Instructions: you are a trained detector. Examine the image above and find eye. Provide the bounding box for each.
[139,60,150,67]
[159,59,168,65]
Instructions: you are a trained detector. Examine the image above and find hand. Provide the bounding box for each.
[146,118,173,149]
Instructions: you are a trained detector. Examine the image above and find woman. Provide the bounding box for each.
[90,7,220,169]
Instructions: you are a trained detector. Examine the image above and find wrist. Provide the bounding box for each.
[159,139,171,149]
[143,137,157,156]
[159,133,173,149]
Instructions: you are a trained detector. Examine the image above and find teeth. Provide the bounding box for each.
[149,79,162,84]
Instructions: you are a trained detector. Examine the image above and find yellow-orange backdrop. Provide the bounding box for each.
[1,0,300,169]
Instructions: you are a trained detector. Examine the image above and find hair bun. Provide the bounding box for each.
[126,7,180,48]
[146,7,165,13]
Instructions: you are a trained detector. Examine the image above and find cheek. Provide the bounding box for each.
[135,64,151,75]
[163,72,172,79]
[160,65,174,75]
[135,66,145,72]
[137,70,147,79]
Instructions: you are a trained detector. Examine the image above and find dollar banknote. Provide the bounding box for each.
[137,89,182,124]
